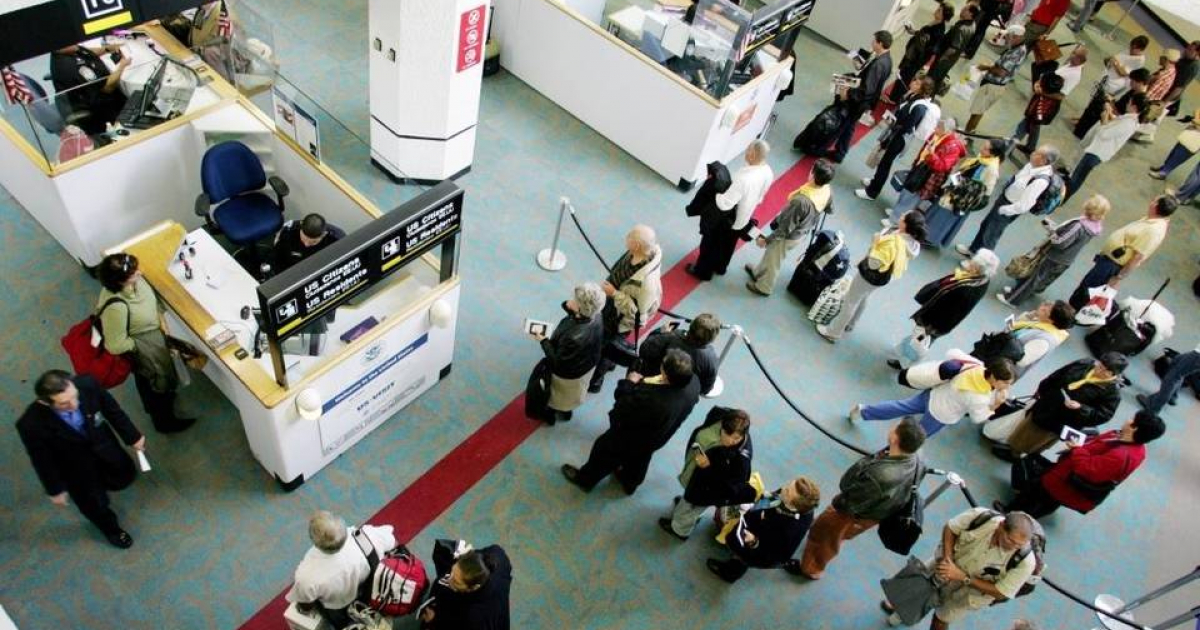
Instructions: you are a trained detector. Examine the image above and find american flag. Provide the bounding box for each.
[1,66,34,105]
[216,0,233,38]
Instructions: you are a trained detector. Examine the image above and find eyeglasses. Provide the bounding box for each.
[118,254,135,276]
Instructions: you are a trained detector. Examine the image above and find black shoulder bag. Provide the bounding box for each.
[877,463,925,555]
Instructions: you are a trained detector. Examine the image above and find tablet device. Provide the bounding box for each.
[1060,426,1086,446]
[523,318,552,337]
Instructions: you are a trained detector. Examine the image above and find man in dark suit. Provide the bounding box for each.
[829,30,894,163]
[562,349,702,495]
[17,370,145,548]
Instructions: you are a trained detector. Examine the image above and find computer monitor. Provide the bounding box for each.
[137,58,168,120]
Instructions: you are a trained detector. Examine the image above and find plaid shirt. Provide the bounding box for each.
[1147,65,1176,101]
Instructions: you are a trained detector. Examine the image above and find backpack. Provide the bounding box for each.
[352,530,429,617]
[60,297,134,389]
[967,510,1046,598]
[971,330,1026,365]
[1028,171,1066,216]
[944,162,990,213]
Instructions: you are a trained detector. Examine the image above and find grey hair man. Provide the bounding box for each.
[882,508,1037,629]
[589,225,664,393]
[636,313,722,395]
[687,140,775,281]
[286,511,397,627]
[959,145,1060,257]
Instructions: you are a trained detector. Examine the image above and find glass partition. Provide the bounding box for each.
[246,71,431,211]
[2,53,220,168]
[194,0,279,96]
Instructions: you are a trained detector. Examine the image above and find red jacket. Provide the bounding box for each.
[1041,431,1145,513]
[1030,0,1069,26]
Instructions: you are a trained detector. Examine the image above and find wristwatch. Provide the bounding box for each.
[961,576,972,587]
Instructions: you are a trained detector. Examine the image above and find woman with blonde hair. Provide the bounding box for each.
[998,194,1110,306]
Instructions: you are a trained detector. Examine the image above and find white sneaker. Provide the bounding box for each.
[954,244,973,257]
[854,188,874,201]
[860,176,872,186]
[996,292,1015,307]
[849,404,863,423]
[883,206,894,216]
[881,218,894,228]
[886,612,903,627]
[815,323,838,343]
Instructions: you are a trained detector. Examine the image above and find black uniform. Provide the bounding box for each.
[50,47,127,135]
[272,220,345,272]
[424,545,512,630]
[636,328,718,395]
[575,374,702,493]
[16,375,142,537]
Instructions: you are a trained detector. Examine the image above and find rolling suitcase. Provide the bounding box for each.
[1085,279,1168,357]
[792,103,846,154]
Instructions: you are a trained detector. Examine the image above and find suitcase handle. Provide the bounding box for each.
[1139,278,1170,319]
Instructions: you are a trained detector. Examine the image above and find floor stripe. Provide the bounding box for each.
[237,122,875,630]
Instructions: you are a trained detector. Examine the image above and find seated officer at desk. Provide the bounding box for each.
[273,213,345,273]
[50,43,130,135]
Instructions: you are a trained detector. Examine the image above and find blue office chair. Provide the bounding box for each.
[195,141,288,247]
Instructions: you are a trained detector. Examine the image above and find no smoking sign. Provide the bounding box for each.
[456,5,486,73]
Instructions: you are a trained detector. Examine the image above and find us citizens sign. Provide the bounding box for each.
[258,181,464,342]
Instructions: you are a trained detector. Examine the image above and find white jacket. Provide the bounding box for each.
[927,350,997,426]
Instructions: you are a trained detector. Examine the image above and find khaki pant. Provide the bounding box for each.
[798,504,878,578]
[750,238,803,294]
[1007,415,1058,455]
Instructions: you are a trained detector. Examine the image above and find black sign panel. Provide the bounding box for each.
[257,181,463,342]
[743,0,816,57]
[0,0,204,66]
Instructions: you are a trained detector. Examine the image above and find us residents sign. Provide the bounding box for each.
[258,181,464,341]
[741,0,816,58]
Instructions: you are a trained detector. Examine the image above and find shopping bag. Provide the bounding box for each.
[865,142,886,168]
[807,275,852,325]
[1075,285,1118,327]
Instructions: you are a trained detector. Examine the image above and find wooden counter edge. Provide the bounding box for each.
[109,221,460,409]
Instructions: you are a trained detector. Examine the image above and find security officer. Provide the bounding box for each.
[273,213,345,273]
[50,42,130,135]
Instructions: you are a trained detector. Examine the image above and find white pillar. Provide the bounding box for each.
[368,0,490,183]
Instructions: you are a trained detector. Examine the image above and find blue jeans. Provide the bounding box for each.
[1068,254,1122,310]
[1066,152,1103,202]
[888,189,924,222]
[1179,160,1200,202]
[1145,350,1200,413]
[967,195,1017,253]
[1154,143,1195,176]
[1070,0,1101,31]
[860,390,945,437]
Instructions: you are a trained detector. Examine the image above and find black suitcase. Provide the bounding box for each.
[1085,279,1168,357]
[793,103,846,154]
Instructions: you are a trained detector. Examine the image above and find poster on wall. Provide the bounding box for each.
[271,87,321,161]
[456,4,486,73]
[271,87,296,139]
[293,102,320,161]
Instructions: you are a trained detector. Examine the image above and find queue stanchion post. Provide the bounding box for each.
[922,471,962,507]
[1093,566,1200,630]
[536,197,570,271]
[704,324,742,398]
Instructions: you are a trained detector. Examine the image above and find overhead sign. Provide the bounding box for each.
[258,181,464,341]
[456,4,486,73]
[0,0,204,66]
[741,0,816,58]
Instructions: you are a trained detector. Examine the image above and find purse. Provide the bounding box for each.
[1005,241,1050,279]
[1032,38,1062,63]
[857,257,892,286]
[1011,454,1054,493]
[902,162,933,193]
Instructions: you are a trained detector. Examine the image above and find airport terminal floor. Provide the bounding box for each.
[2,1,1199,629]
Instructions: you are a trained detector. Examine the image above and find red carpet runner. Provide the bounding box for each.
[238,121,876,630]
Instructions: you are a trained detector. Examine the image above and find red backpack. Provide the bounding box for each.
[353,530,429,617]
[60,298,133,389]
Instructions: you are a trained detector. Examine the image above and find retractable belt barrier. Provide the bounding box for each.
[558,200,1188,630]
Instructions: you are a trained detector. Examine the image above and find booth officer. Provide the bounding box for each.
[50,42,130,135]
[274,213,345,273]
